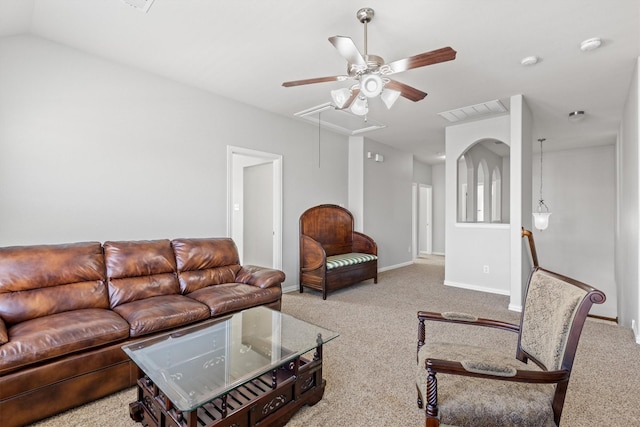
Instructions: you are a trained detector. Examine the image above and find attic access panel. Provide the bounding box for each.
[294,103,386,136]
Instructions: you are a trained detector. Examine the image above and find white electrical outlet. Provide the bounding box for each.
[483,265,490,274]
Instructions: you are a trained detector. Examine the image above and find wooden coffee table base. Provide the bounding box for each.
[129,355,326,427]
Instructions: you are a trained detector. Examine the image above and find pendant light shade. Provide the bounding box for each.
[331,88,352,108]
[350,96,369,116]
[533,210,551,231]
[381,89,401,109]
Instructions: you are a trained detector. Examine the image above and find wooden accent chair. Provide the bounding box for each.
[299,204,377,299]
[416,267,605,427]
[522,227,539,268]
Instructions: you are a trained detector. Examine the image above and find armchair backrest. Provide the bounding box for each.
[518,267,606,372]
[299,204,354,256]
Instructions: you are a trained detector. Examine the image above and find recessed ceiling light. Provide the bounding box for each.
[521,56,540,66]
[580,38,602,52]
[568,111,585,122]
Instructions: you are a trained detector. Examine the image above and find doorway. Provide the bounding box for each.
[412,183,433,258]
[227,146,282,269]
[419,184,433,256]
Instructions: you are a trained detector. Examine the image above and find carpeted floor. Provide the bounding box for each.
[29,257,640,426]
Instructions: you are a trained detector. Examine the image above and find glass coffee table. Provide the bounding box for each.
[123,306,338,427]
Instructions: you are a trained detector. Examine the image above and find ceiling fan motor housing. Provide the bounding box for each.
[357,8,374,23]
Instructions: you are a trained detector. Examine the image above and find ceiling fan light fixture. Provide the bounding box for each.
[360,74,383,98]
[331,88,352,108]
[381,88,401,109]
[350,96,369,116]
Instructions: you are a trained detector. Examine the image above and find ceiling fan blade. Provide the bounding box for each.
[329,36,366,66]
[282,76,347,87]
[386,47,457,75]
[385,80,427,102]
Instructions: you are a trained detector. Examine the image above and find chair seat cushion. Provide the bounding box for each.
[113,294,210,337]
[326,253,377,270]
[187,283,282,316]
[417,342,556,427]
[0,308,130,374]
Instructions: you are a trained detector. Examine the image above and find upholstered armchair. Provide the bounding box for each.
[416,267,605,427]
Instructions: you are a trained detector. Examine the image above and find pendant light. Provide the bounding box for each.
[533,138,551,230]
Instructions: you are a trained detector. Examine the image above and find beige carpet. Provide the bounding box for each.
[29,257,640,426]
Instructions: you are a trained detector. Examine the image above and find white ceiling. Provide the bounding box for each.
[1,0,639,163]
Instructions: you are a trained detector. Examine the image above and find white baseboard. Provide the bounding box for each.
[444,280,510,296]
[508,303,522,313]
[282,283,298,293]
[633,320,640,344]
[431,252,445,256]
[379,261,413,272]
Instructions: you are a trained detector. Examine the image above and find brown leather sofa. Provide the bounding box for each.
[0,237,285,427]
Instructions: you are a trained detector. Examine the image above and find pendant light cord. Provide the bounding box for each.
[538,138,546,202]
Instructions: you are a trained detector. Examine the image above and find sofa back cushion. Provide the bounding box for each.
[300,204,354,256]
[172,238,242,294]
[0,242,108,325]
[104,239,179,308]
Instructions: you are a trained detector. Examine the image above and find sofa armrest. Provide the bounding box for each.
[236,265,286,289]
[0,317,8,345]
[353,231,377,255]
[300,235,325,271]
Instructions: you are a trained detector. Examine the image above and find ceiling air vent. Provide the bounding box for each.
[121,0,155,13]
[294,103,386,136]
[438,99,507,123]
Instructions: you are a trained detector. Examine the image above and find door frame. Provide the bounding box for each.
[413,183,433,258]
[227,146,283,270]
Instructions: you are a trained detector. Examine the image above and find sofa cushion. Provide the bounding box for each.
[0,308,129,374]
[0,242,108,324]
[326,253,378,270]
[187,283,282,316]
[113,294,210,337]
[104,240,180,308]
[172,238,242,294]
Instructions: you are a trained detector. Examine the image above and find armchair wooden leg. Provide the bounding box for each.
[425,367,440,427]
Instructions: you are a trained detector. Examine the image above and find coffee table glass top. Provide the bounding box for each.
[122,306,338,412]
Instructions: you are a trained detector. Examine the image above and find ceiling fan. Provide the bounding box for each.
[282,8,457,115]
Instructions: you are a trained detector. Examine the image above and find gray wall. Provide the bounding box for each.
[445,115,512,295]
[534,145,617,318]
[617,57,639,340]
[0,35,350,290]
[413,159,432,185]
[432,163,446,255]
[363,138,414,269]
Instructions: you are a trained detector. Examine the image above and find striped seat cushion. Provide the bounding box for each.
[326,253,377,270]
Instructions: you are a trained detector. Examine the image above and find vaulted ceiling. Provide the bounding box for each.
[1,0,639,163]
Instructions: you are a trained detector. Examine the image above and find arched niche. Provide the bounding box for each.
[457,139,510,223]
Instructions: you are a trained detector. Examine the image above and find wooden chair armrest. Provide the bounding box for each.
[418,311,520,333]
[352,231,377,255]
[300,234,326,271]
[425,358,569,384]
